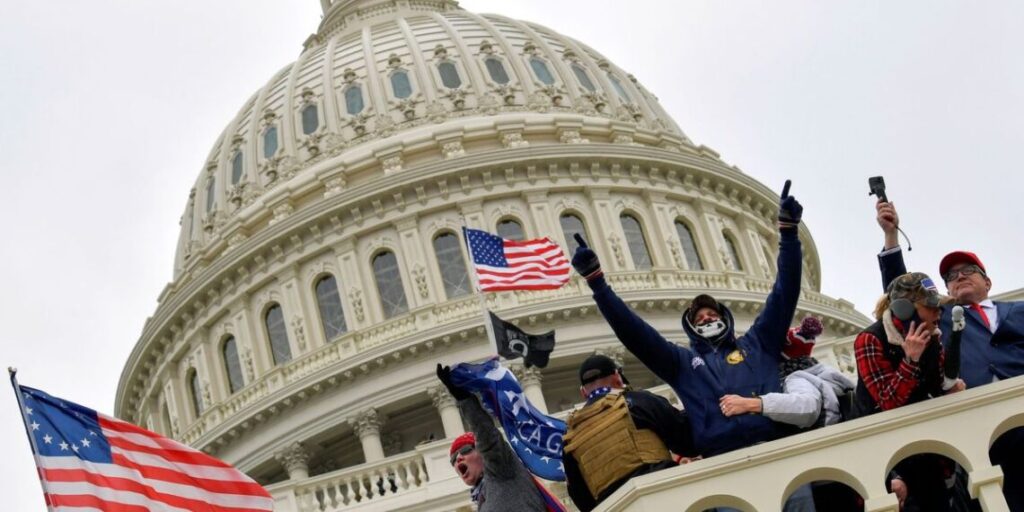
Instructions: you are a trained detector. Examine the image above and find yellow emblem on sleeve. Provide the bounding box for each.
[726,349,745,364]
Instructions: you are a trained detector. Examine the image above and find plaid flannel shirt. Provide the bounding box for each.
[854,330,943,411]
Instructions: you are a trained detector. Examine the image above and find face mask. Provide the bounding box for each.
[694,319,727,339]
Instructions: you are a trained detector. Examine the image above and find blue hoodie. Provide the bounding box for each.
[585,228,803,456]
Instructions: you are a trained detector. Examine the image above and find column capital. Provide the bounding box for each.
[274,441,310,475]
[348,408,383,439]
[510,363,544,387]
[428,385,457,410]
[594,346,626,367]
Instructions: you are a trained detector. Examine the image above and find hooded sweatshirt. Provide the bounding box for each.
[584,228,802,456]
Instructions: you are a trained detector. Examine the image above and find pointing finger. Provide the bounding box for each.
[573,233,589,249]
[781,179,792,199]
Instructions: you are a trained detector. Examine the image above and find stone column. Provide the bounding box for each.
[428,386,465,438]
[274,442,310,481]
[512,364,548,414]
[350,408,385,462]
[970,466,1011,512]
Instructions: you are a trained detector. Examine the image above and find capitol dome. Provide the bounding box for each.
[116,1,871,509]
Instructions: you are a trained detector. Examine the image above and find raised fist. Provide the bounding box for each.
[778,179,802,227]
[571,234,602,281]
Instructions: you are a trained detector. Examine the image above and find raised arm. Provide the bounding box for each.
[876,200,907,289]
[745,180,803,355]
[436,365,518,480]
[572,234,690,383]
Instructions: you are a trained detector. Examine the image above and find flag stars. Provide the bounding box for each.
[59,441,69,451]
[81,438,91,448]
[43,434,52,444]
[72,444,79,453]
[89,430,97,437]
[24,406,33,416]
[30,421,40,431]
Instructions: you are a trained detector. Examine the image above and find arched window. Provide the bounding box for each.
[263,126,278,159]
[620,214,652,270]
[230,151,244,185]
[315,275,347,340]
[373,251,408,318]
[188,369,204,417]
[496,218,524,241]
[391,71,412,99]
[674,221,704,270]
[161,402,172,436]
[723,232,744,271]
[438,61,462,89]
[608,73,631,102]
[301,104,319,135]
[530,58,555,85]
[559,213,588,252]
[205,178,216,213]
[485,58,510,84]
[265,304,291,365]
[222,336,244,394]
[345,86,364,115]
[433,233,470,299]
[571,63,596,92]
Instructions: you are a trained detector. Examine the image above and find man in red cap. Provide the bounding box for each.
[876,201,1024,509]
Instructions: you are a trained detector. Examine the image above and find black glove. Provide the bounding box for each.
[571,234,603,280]
[778,179,802,228]
[436,364,471,401]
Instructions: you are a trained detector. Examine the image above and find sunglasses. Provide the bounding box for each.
[450,444,474,466]
[943,265,984,283]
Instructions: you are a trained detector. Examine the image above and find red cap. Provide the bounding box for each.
[939,251,986,277]
[450,432,476,456]
[783,327,816,359]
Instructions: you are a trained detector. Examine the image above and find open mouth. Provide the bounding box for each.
[457,463,468,477]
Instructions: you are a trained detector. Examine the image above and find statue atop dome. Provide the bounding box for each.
[318,0,460,38]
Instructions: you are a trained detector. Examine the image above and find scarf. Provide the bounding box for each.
[779,355,818,379]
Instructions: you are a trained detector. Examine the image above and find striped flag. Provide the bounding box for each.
[463,227,570,291]
[13,382,272,511]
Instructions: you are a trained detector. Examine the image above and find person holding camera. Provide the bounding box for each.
[570,180,803,458]
[875,200,1024,509]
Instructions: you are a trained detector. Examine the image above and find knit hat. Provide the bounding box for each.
[686,294,720,323]
[783,318,822,360]
[450,432,475,458]
[797,317,823,338]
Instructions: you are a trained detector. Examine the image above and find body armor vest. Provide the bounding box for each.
[563,391,671,499]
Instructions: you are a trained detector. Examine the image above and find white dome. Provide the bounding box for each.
[175,0,686,279]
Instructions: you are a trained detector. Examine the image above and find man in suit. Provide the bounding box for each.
[876,200,1024,509]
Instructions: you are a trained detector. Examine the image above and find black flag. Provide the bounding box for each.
[489,311,556,368]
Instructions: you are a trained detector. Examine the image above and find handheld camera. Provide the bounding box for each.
[868,176,887,203]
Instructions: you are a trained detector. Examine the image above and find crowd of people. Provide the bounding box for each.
[435,183,1024,511]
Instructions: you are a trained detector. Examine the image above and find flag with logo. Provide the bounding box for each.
[11,376,273,511]
[490,311,556,369]
[462,227,571,291]
[450,358,567,481]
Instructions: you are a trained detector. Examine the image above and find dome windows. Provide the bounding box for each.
[608,73,631,102]
[485,58,510,85]
[529,58,555,85]
[496,218,524,241]
[437,61,462,89]
[344,86,365,115]
[315,275,347,340]
[222,336,244,394]
[620,214,652,270]
[571,63,596,92]
[230,151,244,185]
[433,232,470,299]
[301,104,319,135]
[188,369,203,417]
[263,125,279,159]
[205,177,216,213]
[265,303,292,365]
[373,251,409,318]
[559,213,588,252]
[674,220,704,270]
[722,232,744,271]
[390,70,413,99]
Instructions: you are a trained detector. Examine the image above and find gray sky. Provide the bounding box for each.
[2,1,1022,507]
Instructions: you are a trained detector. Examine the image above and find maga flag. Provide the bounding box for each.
[12,380,273,511]
[450,358,567,481]
[490,311,556,368]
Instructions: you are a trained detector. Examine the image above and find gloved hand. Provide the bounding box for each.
[571,234,603,281]
[778,179,802,228]
[436,364,471,401]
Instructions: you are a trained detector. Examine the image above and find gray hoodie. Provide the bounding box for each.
[760,363,855,428]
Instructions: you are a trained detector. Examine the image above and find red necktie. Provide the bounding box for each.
[971,303,991,329]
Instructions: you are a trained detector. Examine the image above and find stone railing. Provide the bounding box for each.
[597,375,1024,512]
[266,439,466,512]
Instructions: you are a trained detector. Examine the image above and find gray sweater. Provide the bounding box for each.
[458,396,548,512]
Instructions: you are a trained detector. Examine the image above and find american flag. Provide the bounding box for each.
[463,228,571,291]
[15,383,272,511]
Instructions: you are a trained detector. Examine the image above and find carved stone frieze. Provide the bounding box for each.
[349,408,382,439]
[428,385,457,410]
[269,203,294,226]
[290,316,307,351]
[500,131,528,149]
[274,441,310,474]
[348,288,365,322]
[441,140,465,160]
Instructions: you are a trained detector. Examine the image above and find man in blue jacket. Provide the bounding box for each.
[571,181,803,457]
[876,200,1024,509]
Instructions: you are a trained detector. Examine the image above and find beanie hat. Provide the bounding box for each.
[686,294,720,323]
[450,432,476,457]
[797,317,823,338]
[783,327,816,360]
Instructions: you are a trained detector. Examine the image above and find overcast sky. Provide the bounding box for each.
[2,1,1022,507]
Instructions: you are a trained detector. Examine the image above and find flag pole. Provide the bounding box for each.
[461,226,500,357]
[8,368,54,504]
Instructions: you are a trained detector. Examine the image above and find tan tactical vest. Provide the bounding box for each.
[562,391,671,499]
